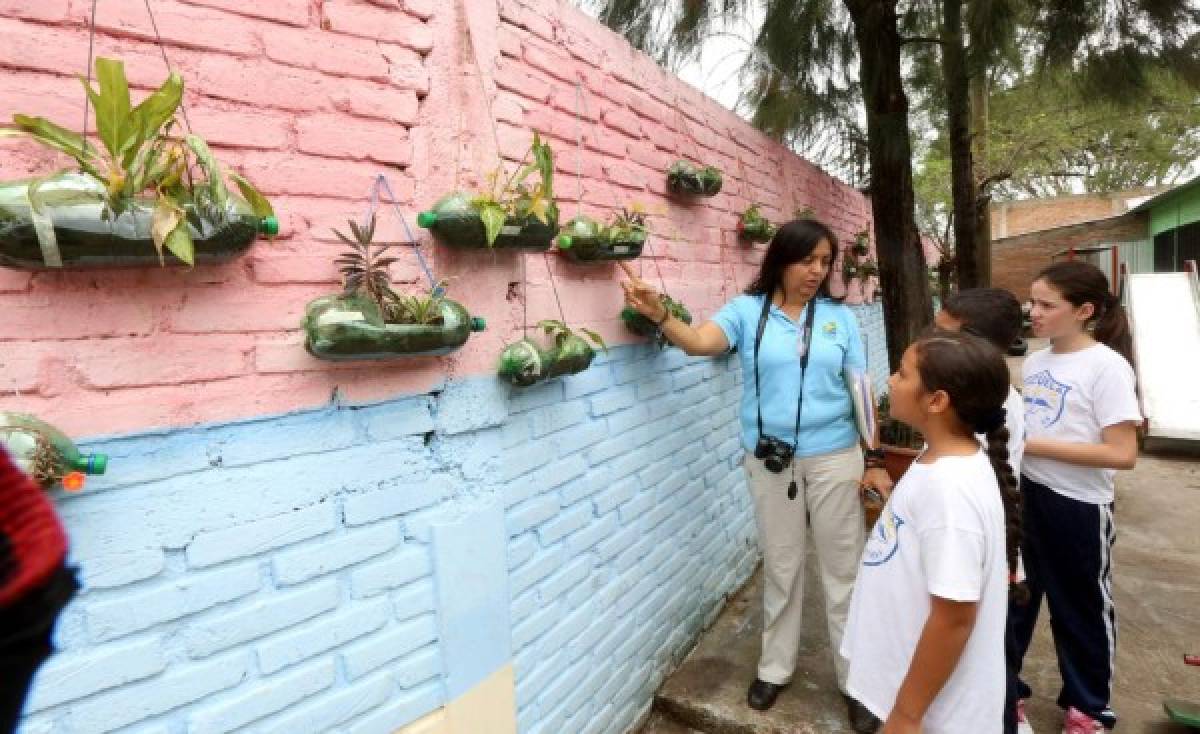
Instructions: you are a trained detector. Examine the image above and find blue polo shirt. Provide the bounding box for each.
[712,294,866,456]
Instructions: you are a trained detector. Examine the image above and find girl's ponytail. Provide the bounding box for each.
[982,423,1028,603]
[1094,291,1135,366]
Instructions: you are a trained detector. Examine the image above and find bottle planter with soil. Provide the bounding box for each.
[1,412,108,492]
[303,215,484,361]
[621,294,692,348]
[417,133,558,251]
[498,320,607,387]
[737,204,776,244]
[666,160,722,197]
[0,57,276,270]
[556,207,647,263]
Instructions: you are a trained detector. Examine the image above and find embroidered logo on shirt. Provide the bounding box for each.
[823,321,838,336]
[862,505,906,566]
[1023,369,1071,428]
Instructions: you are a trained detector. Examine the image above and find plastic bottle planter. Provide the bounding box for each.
[556,215,647,263]
[737,207,776,244]
[417,193,558,251]
[667,161,723,198]
[0,173,278,270]
[303,294,486,361]
[621,295,693,348]
[498,334,596,387]
[851,231,871,257]
[0,412,108,492]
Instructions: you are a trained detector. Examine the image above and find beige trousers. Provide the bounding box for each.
[744,445,865,689]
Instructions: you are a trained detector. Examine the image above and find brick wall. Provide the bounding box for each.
[3,1,884,732]
[990,187,1162,239]
[0,0,877,439]
[991,212,1149,297]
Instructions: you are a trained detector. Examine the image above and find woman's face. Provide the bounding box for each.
[781,238,833,299]
[1029,278,1092,340]
[887,344,927,428]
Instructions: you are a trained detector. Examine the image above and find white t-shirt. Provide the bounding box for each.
[842,451,1008,734]
[1021,344,1141,504]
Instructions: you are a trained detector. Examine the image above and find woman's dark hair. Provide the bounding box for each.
[913,330,1026,602]
[745,218,841,302]
[1035,261,1134,366]
[942,288,1023,352]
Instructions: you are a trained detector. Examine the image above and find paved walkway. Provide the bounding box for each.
[641,453,1200,733]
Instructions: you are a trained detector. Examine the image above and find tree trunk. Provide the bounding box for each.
[844,0,932,370]
[970,71,993,286]
[941,0,981,290]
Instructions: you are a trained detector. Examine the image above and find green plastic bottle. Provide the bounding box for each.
[0,412,108,490]
[303,293,486,361]
[0,172,279,269]
[556,215,645,262]
[418,192,557,250]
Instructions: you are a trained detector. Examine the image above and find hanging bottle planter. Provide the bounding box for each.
[303,215,485,361]
[666,160,723,197]
[0,57,276,270]
[417,133,558,251]
[0,412,108,492]
[737,204,776,244]
[621,294,692,348]
[498,320,606,386]
[557,207,648,263]
[851,229,871,257]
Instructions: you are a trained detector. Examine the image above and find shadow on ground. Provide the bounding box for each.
[641,454,1200,734]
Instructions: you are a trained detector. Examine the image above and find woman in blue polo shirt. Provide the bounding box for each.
[621,218,891,733]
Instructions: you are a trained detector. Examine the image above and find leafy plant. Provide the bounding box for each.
[538,319,607,353]
[470,132,557,246]
[851,229,870,256]
[3,57,273,265]
[621,294,692,348]
[738,204,776,241]
[667,160,723,196]
[841,257,861,283]
[857,257,879,279]
[606,205,648,242]
[333,214,445,326]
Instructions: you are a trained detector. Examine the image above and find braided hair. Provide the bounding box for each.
[914,330,1027,602]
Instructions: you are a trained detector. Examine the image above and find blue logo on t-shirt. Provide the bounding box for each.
[1024,369,1071,428]
[862,506,906,566]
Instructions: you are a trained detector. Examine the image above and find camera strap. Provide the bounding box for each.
[753,293,817,450]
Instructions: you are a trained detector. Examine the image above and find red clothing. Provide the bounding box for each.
[0,449,67,608]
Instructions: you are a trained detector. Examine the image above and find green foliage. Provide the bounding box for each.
[738,204,776,242]
[537,319,607,353]
[4,57,272,265]
[607,206,648,242]
[667,160,723,196]
[471,132,558,246]
[620,294,692,348]
[333,214,446,326]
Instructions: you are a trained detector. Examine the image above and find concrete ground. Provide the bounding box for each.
[641,452,1200,734]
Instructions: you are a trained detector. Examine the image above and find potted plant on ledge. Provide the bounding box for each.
[0,57,276,270]
[417,132,558,250]
[303,215,485,361]
[737,204,776,243]
[498,319,607,386]
[666,160,722,197]
[556,206,647,263]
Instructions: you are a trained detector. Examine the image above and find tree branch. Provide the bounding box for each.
[901,36,946,46]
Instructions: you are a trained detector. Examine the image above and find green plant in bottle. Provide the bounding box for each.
[851,229,871,257]
[737,204,776,243]
[498,319,607,386]
[621,294,692,348]
[0,412,107,492]
[666,160,723,197]
[417,133,559,249]
[0,57,276,270]
[557,206,648,262]
[303,214,485,360]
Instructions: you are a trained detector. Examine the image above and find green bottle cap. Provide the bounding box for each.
[88,453,108,475]
[260,215,280,237]
[417,211,437,228]
[556,234,573,250]
[470,316,487,332]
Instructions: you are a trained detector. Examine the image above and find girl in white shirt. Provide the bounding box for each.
[1010,262,1141,734]
[843,330,1022,734]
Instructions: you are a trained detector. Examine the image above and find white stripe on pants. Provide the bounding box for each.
[745,445,865,689]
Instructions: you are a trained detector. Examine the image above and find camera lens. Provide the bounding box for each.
[764,456,783,473]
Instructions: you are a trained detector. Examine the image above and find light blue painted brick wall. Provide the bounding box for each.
[18,308,889,734]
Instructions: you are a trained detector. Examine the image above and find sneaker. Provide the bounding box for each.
[1062,707,1104,734]
[1016,698,1035,734]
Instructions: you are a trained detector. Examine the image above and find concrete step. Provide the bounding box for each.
[649,565,858,734]
[637,710,705,734]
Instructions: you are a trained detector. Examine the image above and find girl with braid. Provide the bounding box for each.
[841,330,1023,734]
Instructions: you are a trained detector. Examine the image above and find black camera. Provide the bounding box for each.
[754,435,795,473]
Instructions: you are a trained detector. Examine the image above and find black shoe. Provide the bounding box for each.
[747,678,787,711]
[844,694,881,733]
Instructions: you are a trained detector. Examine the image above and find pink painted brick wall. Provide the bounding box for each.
[0,0,873,438]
